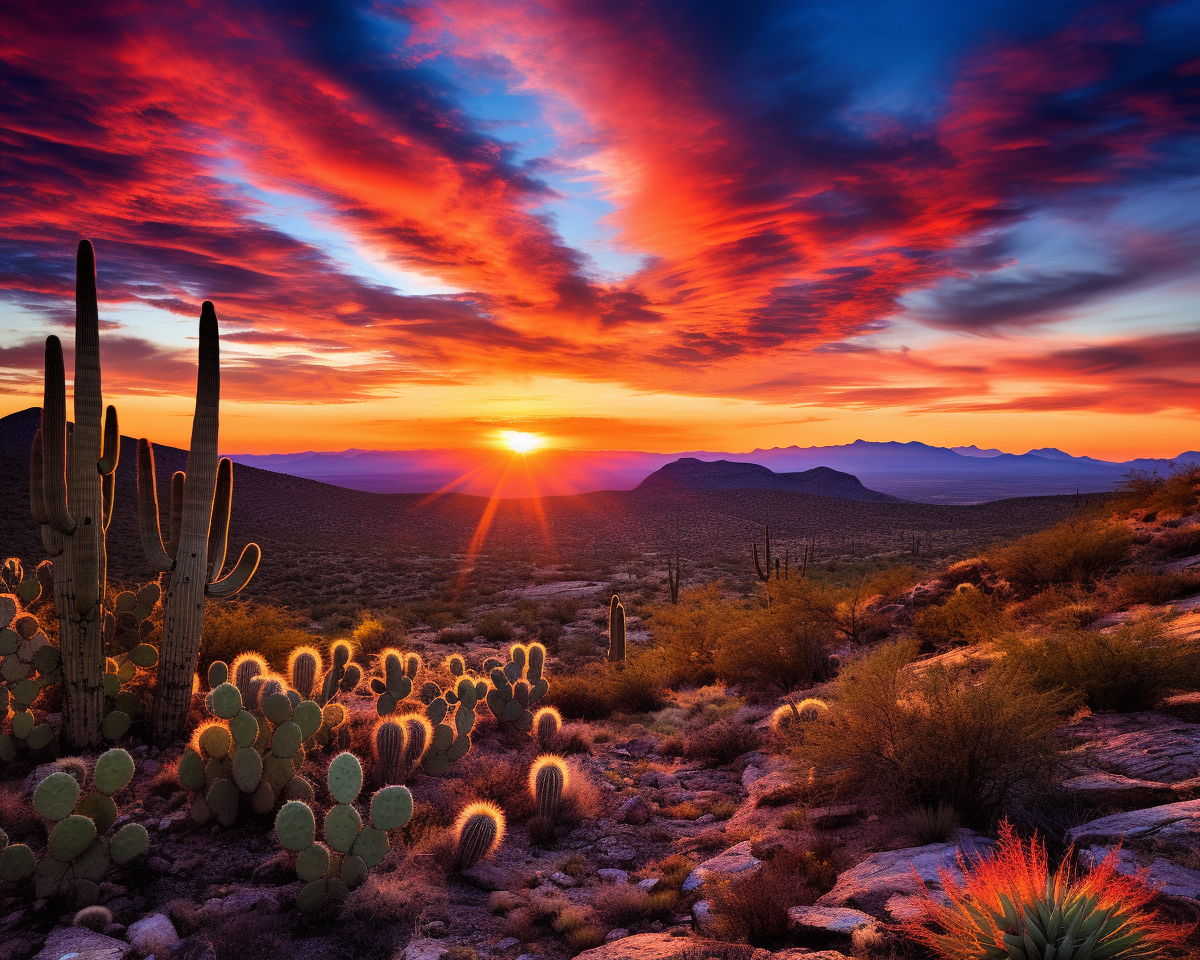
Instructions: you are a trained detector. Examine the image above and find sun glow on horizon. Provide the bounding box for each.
[500,430,544,453]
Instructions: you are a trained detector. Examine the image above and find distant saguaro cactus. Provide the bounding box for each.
[608,595,626,663]
[752,524,771,583]
[138,302,261,744]
[29,241,121,749]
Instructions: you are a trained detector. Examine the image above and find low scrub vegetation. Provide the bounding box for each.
[1112,465,1200,519]
[801,642,1069,825]
[198,601,314,672]
[993,518,1132,589]
[912,585,1015,645]
[1003,619,1200,712]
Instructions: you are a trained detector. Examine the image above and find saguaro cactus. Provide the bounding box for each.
[752,525,771,583]
[29,241,120,749]
[608,595,626,663]
[138,302,260,744]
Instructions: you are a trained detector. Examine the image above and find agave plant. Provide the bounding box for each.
[905,821,1192,960]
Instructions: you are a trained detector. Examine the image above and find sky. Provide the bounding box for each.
[0,0,1198,459]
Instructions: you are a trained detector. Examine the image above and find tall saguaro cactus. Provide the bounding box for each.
[138,301,261,744]
[29,241,120,749]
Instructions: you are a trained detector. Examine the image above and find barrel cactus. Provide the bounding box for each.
[533,706,562,746]
[453,801,505,871]
[530,755,567,821]
[13,747,148,903]
[288,647,322,701]
[485,643,550,736]
[274,752,412,910]
[0,598,61,760]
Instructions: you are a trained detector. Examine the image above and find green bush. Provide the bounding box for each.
[199,601,314,673]
[712,607,835,692]
[994,519,1132,588]
[1003,619,1199,712]
[912,587,1014,645]
[802,643,1068,826]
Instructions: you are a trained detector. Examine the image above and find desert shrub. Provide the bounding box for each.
[802,643,1068,825]
[903,802,960,844]
[351,609,406,661]
[198,601,313,672]
[1147,523,1200,559]
[548,655,669,719]
[1112,465,1200,519]
[712,607,835,692]
[546,722,593,756]
[436,626,476,644]
[903,821,1195,960]
[473,611,514,643]
[994,519,1132,588]
[647,583,742,684]
[912,587,1014,645]
[706,848,831,948]
[1112,567,1200,606]
[446,755,535,820]
[545,598,580,623]
[595,884,653,927]
[683,717,762,765]
[1003,619,1199,712]
[1012,583,1104,629]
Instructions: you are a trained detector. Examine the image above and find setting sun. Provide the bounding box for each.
[500,430,543,453]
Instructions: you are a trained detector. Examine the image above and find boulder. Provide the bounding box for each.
[127,913,180,956]
[34,926,132,960]
[682,841,762,892]
[789,905,875,938]
[597,869,628,885]
[574,933,772,960]
[806,805,864,830]
[1063,714,1200,783]
[403,940,448,960]
[619,796,651,825]
[816,835,990,921]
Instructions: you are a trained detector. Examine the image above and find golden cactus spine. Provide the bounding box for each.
[138,301,261,744]
[30,241,120,749]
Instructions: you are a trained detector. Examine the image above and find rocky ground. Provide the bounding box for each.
[3,514,1200,960]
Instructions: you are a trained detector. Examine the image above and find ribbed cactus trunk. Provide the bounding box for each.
[150,304,219,743]
[33,241,120,750]
[142,302,260,745]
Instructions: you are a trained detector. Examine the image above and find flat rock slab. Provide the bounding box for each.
[403,940,449,960]
[34,926,133,960]
[574,933,772,959]
[789,905,875,936]
[816,835,989,921]
[682,840,762,892]
[516,581,606,600]
[1066,800,1200,900]
[1063,713,1200,783]
[1059,772,1179,810]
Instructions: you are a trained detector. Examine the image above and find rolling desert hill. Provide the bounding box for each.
[636,458,901,502]
[1,407,1092,607]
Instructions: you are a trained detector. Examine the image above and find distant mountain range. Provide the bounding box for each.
[637,458,900,502]
[230,435,1200,504]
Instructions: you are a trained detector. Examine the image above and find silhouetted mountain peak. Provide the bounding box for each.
[637,458,901,502]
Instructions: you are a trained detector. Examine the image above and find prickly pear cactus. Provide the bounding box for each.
[369,648,419,716]
[4,748,149,904]
[485,643,550,736]
[274,751,412,910]
[179,660,321,827]
[1,558,45,607]
[0,597,61,761]
[422,675,477,775]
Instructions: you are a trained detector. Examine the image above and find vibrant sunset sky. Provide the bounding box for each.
[1,0,1198,458]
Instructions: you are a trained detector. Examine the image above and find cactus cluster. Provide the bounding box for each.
[369,648,418,715]
[608,595,626,663]
[106,582,160,652]
[1,748,148,903]
[1,558,51,608]
[0,597,61,759]
[274,752,413,910]
[313,641,362,708]
[485,643,550,735]
[178,660,323,826]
